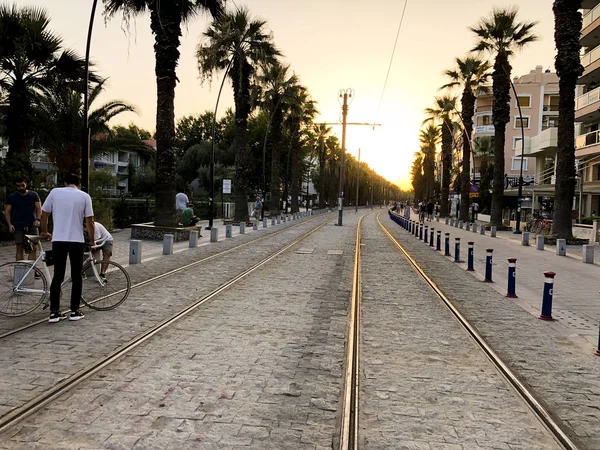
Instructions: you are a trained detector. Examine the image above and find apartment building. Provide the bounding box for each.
[573,0,600,216]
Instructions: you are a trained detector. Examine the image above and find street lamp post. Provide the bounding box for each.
[81,0,98,192]
[509,78,526,234]
[337,88,353,226]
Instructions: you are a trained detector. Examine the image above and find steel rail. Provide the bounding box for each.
[0,217,332,434]
[377,212,579,450]
[339,213,367,450]
[0,213,330,340]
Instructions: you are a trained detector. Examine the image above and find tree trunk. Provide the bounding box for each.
[318,139,326,208]
[269,98,284,213]
[553,0,583,238]
[232,60,252,222]
[460,89,475,222]
[290,128,300,213]
[149,6,180,226]
[491,55,511,227]
[440,119,452,216]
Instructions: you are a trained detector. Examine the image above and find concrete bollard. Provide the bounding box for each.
[473,223,478,234]
[444,233,451,256]
[210,227,219,242]
[467,242,474,271]
[466,222,471,231]
[226,224,232,238]
[583,245,595,264]
[272,217,276,226]
[424,225,429,244]
[459,220,464,229]
[480,224,486,235]
[129,240,142,264]
[436,216,440,222]
[491,226,497,238]
[556,239,566,256]
[436,230,442,251]
[277,216,281,224]
[521,232,530,247]
[539,271,556,321]
[506,258,517,298]
[455,219,459,228]
[239,222,246,235]
[189,230,198,248]
[450,217,454,227]
[263,218,268,228]
[430,228,434,247]
[253,221,258,231]
[536,235,544,250]
[484,248,493,282]
[163,234,174,255]
[454,238,461,262]
[445,217,449,225]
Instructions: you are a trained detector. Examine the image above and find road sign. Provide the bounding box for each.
[222,179,232,194]
[469,184,479,193]
[469,192,479,198]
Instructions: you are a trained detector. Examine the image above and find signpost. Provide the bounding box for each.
[222,179,232,194]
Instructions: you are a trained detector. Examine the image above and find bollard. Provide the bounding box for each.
[277,216,281,225]
[210,227,219,242]
[466,222,471,231]
[467,242,474,271]
[484,248,493,282]
[424,225,429,244]
[491,226,497,238]
[556,239,566,256]
[263,218,268,228]
[225,224,232,238]
[436,215,440,222]
[430,228,434,247]
[450,217,454,227]
[596,324,600,356]
[459,220,464,230]
[455,219,459,228]
[454,238,461,262]
[253,221,258,231]
[272,217,276,226]
[480,224,485,235]
[419,223,423,240]
[521,232,530,247]
[163,234,174,255]
[583,245,595,264]
[189,230,198,248]
[445,217,449,225]
[473,223,478,234]
[506,258,517,298]
[536,235,544,250]
[444,233,451,256]
[436,230,442,251]
[129,240,142,264]
[239,222,246,234]
[539,271,556,321]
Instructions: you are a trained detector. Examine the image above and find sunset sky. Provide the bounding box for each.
[37,0,556,189]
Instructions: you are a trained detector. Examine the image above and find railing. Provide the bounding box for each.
[581,44,600,68]
[542,104,559,112]
[575,129,600,149]
[583,3,600,29]
[576,85,600,109]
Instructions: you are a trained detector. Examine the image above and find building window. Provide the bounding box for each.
[513,136,524,150]
[511,157,528,172]
[517,95,531,107]
[515,116,530,129]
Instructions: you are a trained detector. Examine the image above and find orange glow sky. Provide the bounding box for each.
[37,0,556,189]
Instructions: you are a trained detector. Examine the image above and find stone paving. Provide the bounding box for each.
[0,211,352,449]
[384,211,600,449]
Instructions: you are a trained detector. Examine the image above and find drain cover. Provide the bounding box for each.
[327,250,343,255]
[296,248,315,254]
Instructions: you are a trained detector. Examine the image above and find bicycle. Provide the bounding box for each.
[0,235,131,317]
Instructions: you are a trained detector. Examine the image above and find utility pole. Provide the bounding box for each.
[355,148,360,213]
[338,88,353,226]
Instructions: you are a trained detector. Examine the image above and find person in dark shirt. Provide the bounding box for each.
[4,176,42,261]
[426,200,434,221]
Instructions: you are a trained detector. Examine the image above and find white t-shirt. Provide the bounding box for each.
[176,193,189,210]
[42,187,94,243]
[94,222,113,243]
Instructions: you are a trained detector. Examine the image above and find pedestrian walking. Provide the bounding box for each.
[250,195,263,221]
[40,172,95,323]
[426,200,434,221]
[4,176,42,261]
[472,201,479,222]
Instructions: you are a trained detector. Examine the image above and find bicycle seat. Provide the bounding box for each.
[25,235,44,242]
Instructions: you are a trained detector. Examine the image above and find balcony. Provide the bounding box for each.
[515,128,557,157]
[582,3,600,48]
[475,104,492,113]
[474,125,494,136]
[579,44,600,85]
[575,85,600,122]
[576,129,600,157]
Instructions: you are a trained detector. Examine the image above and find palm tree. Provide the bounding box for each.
[313,124,332,208]
[424,95,458,216]
[553,0,583,238]
[103,0,223,226]
[255,62,299,213]
[471,7,538,227]
[0,4,93,182]
[419,124,439,200]
[441,57,491,222]
[411,152,425,201]
[197,7,280,221]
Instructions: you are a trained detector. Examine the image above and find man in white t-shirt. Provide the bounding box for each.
[175,192,189,214]
[40,173,95,323]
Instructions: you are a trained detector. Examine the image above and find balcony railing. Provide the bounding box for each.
[576,85,600,109]
[581,44,600,67]
[575,129,600,149]
[542,104,559,112]
[583,3,600,29]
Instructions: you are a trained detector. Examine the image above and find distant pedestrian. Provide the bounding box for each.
[426,200,434,221]
[251,195,263,220]
[175,191,189,215]
[40,172,95,323]
[4,176,42,261]
[472,201,479,222]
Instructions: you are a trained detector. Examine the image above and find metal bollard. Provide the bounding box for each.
[455,219,459,228]
[521,232,530,246]
[253,221,258,231]
[480,224,485,235]
[263,218,268,228]
[490,226,497,237]
[189,230,198,248]
[454,238,461,262]
[163,234,174,255]
[436,230,442,251]
[450,217,454,227]
[556,239,566,256]
[484,248,493,282]
[419,223,423,240]
[583,245,595,264]
[210,227,219,242]
[466,222,470,231]
[445,217,449,225]
[272,217,276,226]
[506,258,517,298]
[459,220,464,229]
[467,242,474,271]
[129,240,142,264]
[277,216,281,224]
[473,223,478,234]
[536,235,544,250]
[424,225,429,244]
[239,222,246,234]
[539,271,556,321]
[436,215,440,222]
[444,233,451,256]
[226,224,232,238]
[430,228,434,247]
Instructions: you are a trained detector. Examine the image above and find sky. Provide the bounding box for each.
[34,0,556,189]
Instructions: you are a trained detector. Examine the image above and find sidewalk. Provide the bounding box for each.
[406,210,600,349]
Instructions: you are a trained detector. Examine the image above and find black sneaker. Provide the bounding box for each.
[49,311,66,323]
[69,310,85,321]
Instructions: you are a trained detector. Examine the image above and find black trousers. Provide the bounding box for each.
[50,241,85,312]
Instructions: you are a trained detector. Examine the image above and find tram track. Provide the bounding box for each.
[0,213,330,341]
[0,215,333,434]
[377,212,579,450]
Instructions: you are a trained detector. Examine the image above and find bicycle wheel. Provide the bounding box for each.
[80,260,131,310]
[0,262,47,316]
[534,221,543,234]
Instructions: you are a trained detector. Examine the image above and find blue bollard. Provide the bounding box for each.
[539,271,556,321]
[419,223,423,240]
[414,222,418,237]
[467,242,474,271]
[454,238,461,262]
[596,321,600,356]
[506,258,517,298]
[444,233,450,256]
[484,248,493,282]
[436,231,441,251]
[430,228,434,247]
[424,225,429,244]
